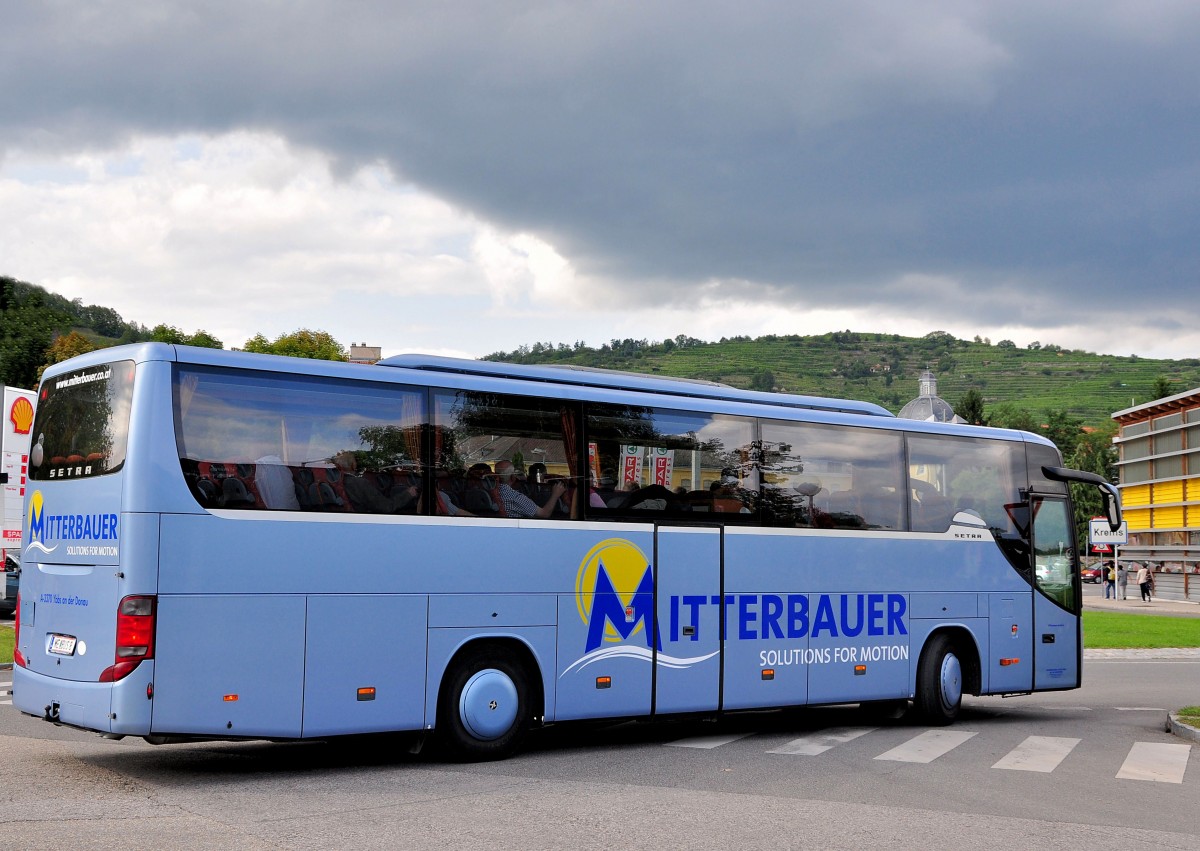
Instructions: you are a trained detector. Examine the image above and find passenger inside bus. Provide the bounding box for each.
[332,451,420,514]
[495,459,565,518]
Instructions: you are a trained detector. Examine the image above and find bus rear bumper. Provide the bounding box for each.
[12,662,155,737]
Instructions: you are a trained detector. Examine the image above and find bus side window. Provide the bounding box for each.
[433,390,580,521]
[759,420,903,531]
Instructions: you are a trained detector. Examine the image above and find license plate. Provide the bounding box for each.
[49,634,77,656]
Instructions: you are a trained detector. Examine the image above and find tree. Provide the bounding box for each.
[1,276,72,387]
[1066,423,1118,549]
[1040,409,1084,458]
[1150,376,1174,400]
[150,324,223,348]
[38,331,97,378]
[749,370,776,392]
[242,329,348,361]
[954,388,986,425]
[987,404,1038,433]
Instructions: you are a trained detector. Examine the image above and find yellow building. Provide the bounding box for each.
[1112,391,1200,588]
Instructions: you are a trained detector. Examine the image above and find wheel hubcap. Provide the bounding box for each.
[939,653,962,709]
[459,669,518,741]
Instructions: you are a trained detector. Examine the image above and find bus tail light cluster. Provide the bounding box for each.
[99,595,157,682]
[13,594,25,668]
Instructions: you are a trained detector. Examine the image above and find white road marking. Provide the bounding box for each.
[874,730,978,763]
[1116,742,1192,783]
[767,727,876,755]
[666,733,755,749]
[993,736,1080,772]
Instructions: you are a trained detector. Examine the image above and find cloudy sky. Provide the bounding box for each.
[3,1,1199,360]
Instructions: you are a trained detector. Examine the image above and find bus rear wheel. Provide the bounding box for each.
[915,634,963,725]
[438,648,530,761]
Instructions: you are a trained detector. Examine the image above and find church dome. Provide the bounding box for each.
[898,370,966,423]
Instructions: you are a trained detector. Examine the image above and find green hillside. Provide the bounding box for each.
[486,331,1200,427]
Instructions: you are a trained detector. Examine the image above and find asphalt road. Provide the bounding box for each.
[1,654,1196,850]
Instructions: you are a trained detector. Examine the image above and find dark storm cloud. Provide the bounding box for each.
[4,1,1200,332]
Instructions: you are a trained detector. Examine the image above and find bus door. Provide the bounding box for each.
[1030,496,1081,689]
[654,525,722,715]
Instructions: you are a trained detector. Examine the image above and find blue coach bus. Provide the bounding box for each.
[14,344,1120,759]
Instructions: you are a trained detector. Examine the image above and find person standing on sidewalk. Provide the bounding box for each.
[1117,562,1129,600]
[1136,562,1152,602]
[1103,561,1116,599]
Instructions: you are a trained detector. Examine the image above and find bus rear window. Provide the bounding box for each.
[28,361,135,481]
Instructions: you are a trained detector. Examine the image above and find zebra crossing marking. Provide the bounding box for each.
[873,729,978,763]
[666,733,755,749]
[1116,742,1191,784]
[661,721,1191,785]
[992,736,1080,772]
[766,727,876,756]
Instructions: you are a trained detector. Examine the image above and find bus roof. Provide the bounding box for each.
[380,354,896,418]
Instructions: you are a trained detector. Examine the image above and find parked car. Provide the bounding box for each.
[1080,565,1102,583]
[1,553,19,616]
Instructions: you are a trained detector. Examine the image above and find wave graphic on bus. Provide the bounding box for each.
[560,646,721,677]
[24,491,57,555]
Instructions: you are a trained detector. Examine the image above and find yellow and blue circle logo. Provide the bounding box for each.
[575,538,656,652]
[27,490,45,545]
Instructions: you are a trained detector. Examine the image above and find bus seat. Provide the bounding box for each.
[463,477,500,516]
[309,481,343,509]
[307,468,348,511]
[221,476,257,508]
[193,477,220,507]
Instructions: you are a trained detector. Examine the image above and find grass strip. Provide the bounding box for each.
[1083,610,1200,648]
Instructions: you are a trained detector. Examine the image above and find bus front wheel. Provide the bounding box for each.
[915,634,963,725]
[438,648,530,761]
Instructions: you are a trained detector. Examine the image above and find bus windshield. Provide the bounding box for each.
[27,360,135,481]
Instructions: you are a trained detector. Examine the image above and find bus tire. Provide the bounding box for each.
[915,634,963,725]
[438,648,529,761]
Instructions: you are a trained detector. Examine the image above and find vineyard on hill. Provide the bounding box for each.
[486,331,1200,427]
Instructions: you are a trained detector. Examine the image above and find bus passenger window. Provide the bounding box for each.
[759,420,903,530]
[907,435,1022,537]
[585,404,757,522]
[174,366,428,514]
[432,390,581,520]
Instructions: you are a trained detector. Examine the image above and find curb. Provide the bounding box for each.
[1169,714,1200,743]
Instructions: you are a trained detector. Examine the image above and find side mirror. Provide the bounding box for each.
[1041,465,1123,532]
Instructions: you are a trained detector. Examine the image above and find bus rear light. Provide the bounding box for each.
[13,594,25,668]
[99,595,157,682]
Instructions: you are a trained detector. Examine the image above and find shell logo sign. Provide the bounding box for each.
[9,396,33,435]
